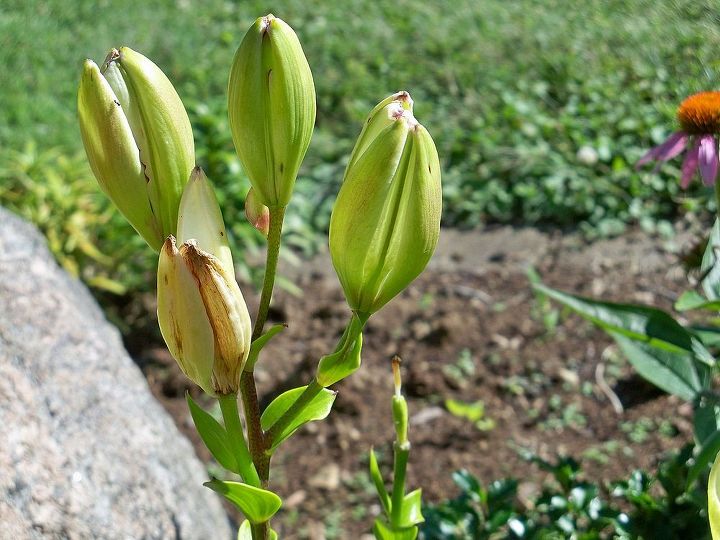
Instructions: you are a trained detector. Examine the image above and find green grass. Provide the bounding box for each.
[2,0,720,295]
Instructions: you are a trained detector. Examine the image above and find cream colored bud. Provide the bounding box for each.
[177,167,234,275]
[181,242,252,394]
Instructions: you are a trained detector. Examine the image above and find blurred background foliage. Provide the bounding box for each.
[1,0,720,296]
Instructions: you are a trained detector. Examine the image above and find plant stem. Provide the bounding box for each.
[240,205,286,540]
[241,205,286,479]
[240,372,270,481]
[218,394,261,488]
[252,205,286,341]
[390,442,410,526]
[250,522,269,540]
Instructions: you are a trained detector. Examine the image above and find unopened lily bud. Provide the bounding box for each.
[78,47,194,251]
[245,188,270,237]
[329,92,442,316]
[178,167,234,275]
[228,14,316,208]
[158,169,252,395]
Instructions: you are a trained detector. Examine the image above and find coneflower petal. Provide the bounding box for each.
[699,134,719,186]
[636,132,687,168]
[680,138,701,189]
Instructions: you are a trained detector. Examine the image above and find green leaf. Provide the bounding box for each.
[246,324,286,371]
[692,326,720,348]
[260,385,336,452]
[204,480,282,524]
[373,519,418,540]
[702,218,720,300]
[534,283,708,357]
[688,430,720,488]
[396,488,425,527]
[445,399,485,422]
[695,397,720,445]
[186,394,238,473]
[675,290,720,312]
[316,331,363,387]
[612,333,710,401]
[369,448,390,515]
[709,451,720,540]
[237,520,251,540]
[237,521,278,540]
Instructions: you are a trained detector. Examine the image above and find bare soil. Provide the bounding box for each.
[124,225,703,539]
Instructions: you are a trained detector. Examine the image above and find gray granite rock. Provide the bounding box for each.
[0,208,232,540]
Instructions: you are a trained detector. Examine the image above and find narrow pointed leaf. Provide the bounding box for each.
[204,480,281,523]
[186,394,238,473]
[246,324,287,371]
[612,333,709,401]
[534,283,707,356]
[261,385,336,452]
[369,448,390,514]
[675,290,720,312]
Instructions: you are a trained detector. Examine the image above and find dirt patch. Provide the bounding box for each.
[126,225,701,539]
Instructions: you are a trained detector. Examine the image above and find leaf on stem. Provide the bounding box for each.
[372,519,418,540]
[369,448,390,514]
[316,332,363,387]
[675,290,720,312]
[186,393,238,473]
[204,479,282,524]
[261,385,336,452]
[396,488,425,528]
[534,283,714,400]
[612,333,710,401]
[246,323,286,371]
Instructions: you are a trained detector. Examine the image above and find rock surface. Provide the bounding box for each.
[0,207,231,540]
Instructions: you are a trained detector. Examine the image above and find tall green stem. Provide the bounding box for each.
[218,394,261,488]
[252,205,286,341]
[239,205,286,540]
[390,442,410,526]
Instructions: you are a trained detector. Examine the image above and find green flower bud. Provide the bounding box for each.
[228,14,316,208]
[78,47,194,251]
[329,92,442,316]
[157,169,252,395]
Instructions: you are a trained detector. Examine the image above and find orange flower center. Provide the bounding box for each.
[677,91,720,134]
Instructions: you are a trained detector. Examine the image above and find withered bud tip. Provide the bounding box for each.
[391,355,402,396]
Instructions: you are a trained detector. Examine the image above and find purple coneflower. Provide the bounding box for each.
[637,91,720,188]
